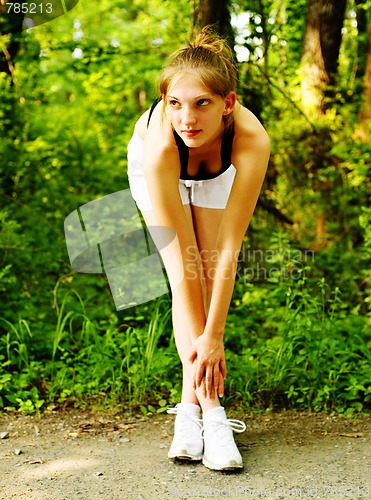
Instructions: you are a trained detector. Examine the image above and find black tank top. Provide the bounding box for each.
[147,98,234,181]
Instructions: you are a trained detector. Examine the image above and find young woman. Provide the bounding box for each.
[127,28,270,470]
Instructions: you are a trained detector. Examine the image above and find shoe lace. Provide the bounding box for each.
[167,407,246,441]
[222,419,246,433]
[201,418,246,441]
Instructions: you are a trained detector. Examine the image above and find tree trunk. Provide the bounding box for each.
[320,0,347,89]
[354,0,369,81]
[0,4,25,195]
[0,5,24,77]
[193,0,234,45]
[300,0,347,116]
[359,19,371,126]
[300,0,328,115]
[199,0,225,28]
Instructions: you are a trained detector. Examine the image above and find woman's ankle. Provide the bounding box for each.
[199,400,221,414]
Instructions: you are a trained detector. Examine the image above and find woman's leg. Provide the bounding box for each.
[142,205,225,412]
[188,205,227,411]
[142,205,244,469]
[190,205,226,317]
[190,205,245,470]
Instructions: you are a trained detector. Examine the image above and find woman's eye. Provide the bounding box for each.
[169,100,180,107]
[197,99,210,106]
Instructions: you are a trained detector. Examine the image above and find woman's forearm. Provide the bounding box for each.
[203,248,239,339]
[177,249,207,339]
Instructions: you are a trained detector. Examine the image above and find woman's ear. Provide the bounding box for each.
[223,92,237,116]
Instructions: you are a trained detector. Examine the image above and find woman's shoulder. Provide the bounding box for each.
[134,99,174,149]
[134,109,151,140]
[233,102,270,149]
[231,102,270,171]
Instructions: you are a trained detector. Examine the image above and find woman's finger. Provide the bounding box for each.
[218,371,224,398]
[205,365,214,397]
[189,346,197,364]
[213,364,219,399]
[193,358,199,389]
[196,359,205,388]
[198,378,207,399]
[220,357,227,379]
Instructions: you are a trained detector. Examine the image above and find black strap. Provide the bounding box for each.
[147,97,162,127]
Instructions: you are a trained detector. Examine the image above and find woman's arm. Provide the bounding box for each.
[142,102,207,340]
[190,104,271,396]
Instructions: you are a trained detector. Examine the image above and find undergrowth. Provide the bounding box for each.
[0,265,369,417]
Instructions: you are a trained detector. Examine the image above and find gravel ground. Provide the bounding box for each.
[0,409,370,500]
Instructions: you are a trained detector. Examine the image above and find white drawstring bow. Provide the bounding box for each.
[184,179,204,203]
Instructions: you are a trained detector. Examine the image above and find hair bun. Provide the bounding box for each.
[189,26,231,58]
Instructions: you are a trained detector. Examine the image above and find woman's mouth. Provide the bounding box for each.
[182,130,201,138]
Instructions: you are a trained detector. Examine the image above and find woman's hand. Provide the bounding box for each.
[189,334,227,399]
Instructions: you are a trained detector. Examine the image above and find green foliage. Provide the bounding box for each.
[226,272,370,415]
[0,296,179,414]
[0,317,46,414]
[0,0,369,415]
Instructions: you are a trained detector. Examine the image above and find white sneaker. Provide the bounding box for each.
[167,403,203,461]
[202,407,246,470]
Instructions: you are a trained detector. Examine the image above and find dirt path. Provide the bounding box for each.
[0,409,370,500]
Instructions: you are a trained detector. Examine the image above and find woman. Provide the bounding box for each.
[127,28,270,470]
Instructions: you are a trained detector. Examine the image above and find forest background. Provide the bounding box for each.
[0,0,370,417]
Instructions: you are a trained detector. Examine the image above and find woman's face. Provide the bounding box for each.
[165,75,236,149]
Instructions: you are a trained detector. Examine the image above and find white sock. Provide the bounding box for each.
[203,406,226,420]
[177,402,201,416]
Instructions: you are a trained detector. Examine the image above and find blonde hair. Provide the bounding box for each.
[159,27,237,129]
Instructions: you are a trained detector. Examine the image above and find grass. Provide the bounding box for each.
[0,268,369,416]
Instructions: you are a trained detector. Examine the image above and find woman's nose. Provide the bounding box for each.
[182,106,197,126]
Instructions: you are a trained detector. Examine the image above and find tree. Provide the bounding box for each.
[0,3,26,198]
[300,0,347,116]
[0,2,24,76]
[354,0,370,81]
[359,17,371,125]
[193,0,234,44]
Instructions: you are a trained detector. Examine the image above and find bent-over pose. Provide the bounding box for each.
[127,28,270,470]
